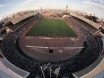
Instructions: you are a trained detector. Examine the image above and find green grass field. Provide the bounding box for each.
[26,19,77,37]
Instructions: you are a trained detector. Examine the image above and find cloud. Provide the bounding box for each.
[0,4,10,8]
[82,0,104,18]
[0,0,104,19]
[82,0,104,10]
[18,0,34,6]
[98,0,104,4]
[16,0,54,10]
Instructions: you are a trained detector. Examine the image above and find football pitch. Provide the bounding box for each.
[26,19,77,37]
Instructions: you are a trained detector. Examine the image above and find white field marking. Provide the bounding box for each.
[26,45,85,49]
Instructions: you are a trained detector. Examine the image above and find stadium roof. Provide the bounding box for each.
[70,13,100,29]
[102,38,104,48]
[73,55,104,78]
[1,58,30,78]
[10,11,39,25]
[91,70,104,78]
[0,69,13,78]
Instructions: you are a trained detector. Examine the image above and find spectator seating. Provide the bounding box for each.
[0,16,103,78]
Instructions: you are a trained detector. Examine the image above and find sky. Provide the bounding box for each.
[0,0,104,20]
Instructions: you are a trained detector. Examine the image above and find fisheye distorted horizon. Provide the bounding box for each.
[0,0,104,20]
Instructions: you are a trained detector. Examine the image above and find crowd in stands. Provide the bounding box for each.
[1,31,103,78]
[0,40,2,48]
[1,18,44,78]
[59,36,103,77]
[0,21,4,28]
[2,36,42,78]
[0,15,103,78]
[65,17,96,37]
[72,17,97,33]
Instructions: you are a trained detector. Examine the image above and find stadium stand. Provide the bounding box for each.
[1,23,103,78]
[0,11,103,78]
[5,16,38,32]
[0,21,4,28]
[70,12,100,29]
[74,55,104,78]
[71,17,98,33]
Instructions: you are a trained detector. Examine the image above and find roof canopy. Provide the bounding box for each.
[11,11,39,25]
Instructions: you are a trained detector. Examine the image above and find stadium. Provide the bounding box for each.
[0,1,104,78]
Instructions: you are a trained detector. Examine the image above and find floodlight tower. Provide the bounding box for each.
[41,7,42,13]
[66,5,68,14]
